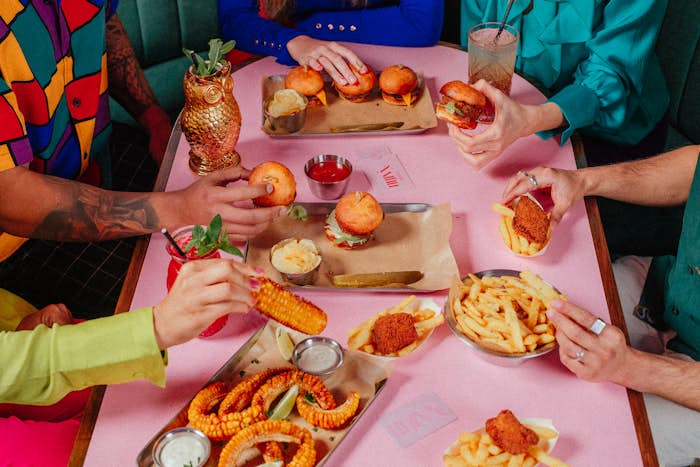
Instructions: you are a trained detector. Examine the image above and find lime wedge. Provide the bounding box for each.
[256,462,283,467]
[276,327,295,361]
[268,384,299,421]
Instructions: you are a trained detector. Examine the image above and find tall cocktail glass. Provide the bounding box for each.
[468,22,519,122]
[165,226,227,337]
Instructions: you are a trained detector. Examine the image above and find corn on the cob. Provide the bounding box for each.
[218,420,316,467]
[296,390,361,429]
[253,278,327,335]
[251,370,336,415]
[218,367,292,416]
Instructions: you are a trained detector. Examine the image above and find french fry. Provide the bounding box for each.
[450,270,563,355]
[492,202,515,217]
[499,217,512,249]
[524,424,559,440]
[496,198,552,256]
[528,446,570,467]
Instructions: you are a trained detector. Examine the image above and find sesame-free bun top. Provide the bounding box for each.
[378,64,418,95]
[439,80,487,107]
[334,64,376,100]
[335,191,384,235]
[248,161,297,207]
[284,66,324,97]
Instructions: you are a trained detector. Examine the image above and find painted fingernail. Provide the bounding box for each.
[339,78,347,85]
[249,278,260,290]
[254,267,265,275]
[266,184,274,193]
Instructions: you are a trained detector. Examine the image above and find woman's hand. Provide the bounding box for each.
[448,80,564,169]
[286,35,367,85]
[173,166,286,241]
[547,300,631,383]
[152,259,259,349]
[16,304,74,331]
[501,166,587,227]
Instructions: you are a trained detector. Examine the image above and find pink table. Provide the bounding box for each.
[78,44,651,466]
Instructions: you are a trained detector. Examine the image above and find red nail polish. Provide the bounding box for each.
[254,267,265,275]
[249,278,260,290]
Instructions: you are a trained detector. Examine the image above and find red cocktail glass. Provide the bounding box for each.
[165,226,228,337]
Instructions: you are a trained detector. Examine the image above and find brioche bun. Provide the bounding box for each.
[249,161,296,207]
[378,65,421,106]
[334,64,376,103]
[324,191,384,249]
[435,80,487,129]
[284,66,326,107]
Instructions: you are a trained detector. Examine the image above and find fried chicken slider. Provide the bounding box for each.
[333,63,377,103]
[378,64,421,106]
[435,80,487,129]
[325,191,384,249]
[284,66,327,107]
[248,161,296,207]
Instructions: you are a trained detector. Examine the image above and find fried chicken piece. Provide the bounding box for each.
[485,409,539,455]
[371,312,418,354]
[512,196,550,244]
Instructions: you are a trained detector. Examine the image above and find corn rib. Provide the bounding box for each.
[253,278,327,334]
[296,390,361,429]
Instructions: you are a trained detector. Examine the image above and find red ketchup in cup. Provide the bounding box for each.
[165,228,227,338]
[307,161,351,183]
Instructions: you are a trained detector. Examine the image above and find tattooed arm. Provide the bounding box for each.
[0,166,283,242]
[105,14,172,164]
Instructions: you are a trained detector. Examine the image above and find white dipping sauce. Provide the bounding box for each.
[158,433,207,467]
[298,344,339,373]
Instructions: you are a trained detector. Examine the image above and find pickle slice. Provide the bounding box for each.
[330,271,423,288]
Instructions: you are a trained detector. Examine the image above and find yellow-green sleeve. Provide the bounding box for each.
[0,307,167,405]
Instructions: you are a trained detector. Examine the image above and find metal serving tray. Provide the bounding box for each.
[136,324,389,466]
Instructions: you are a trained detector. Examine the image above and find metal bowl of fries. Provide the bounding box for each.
[445,269,561,367]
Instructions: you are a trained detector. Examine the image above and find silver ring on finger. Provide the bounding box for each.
[573,349,585,361]
[519,170,538,188]
[590,318,607,336]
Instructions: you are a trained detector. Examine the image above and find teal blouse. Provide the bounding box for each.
[460,0,670,146]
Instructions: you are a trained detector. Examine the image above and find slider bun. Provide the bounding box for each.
[378,65,418,95]
[249,161,297,207]
[284,66,324,96]
[439,80,487,106]
[335,191,384,235]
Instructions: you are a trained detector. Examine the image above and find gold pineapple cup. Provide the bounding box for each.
[181,60,241,175]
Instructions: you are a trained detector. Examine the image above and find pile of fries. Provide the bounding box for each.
[443,419,568,467]
[493,201,550,256]
[347,295,444,357]
[448,270,565,354]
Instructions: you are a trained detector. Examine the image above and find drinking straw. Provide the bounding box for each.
[494,0,516,44]
[161,227,186,257]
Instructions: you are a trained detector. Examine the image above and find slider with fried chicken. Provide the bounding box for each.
[435,80,487,129]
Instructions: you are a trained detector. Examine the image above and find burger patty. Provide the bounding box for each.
[441,96,482,121]
[371,312,418,354]
[512,196,550,244]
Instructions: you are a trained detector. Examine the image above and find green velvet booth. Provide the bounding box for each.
[110,0,220,125]
[656,0,700,149]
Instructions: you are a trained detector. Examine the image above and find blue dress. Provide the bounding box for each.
[461,0,670,146]
[219,0,444,65]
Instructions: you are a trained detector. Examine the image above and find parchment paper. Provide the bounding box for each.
[246,203,459,291]
[261,74,438,136]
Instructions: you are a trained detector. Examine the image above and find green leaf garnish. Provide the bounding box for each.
[444,101,465,117]
[287,204,308,222]
[184,214,243,258]
[304,393,316,404]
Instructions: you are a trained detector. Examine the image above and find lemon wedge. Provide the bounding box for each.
[276,327,295,361]
[268,384,299,421]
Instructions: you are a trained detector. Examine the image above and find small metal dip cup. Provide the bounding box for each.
[304,155,353,200]
[152,427,210,467]
[293,336,345,376]
[263,94,308,133]
[270,238,322,286]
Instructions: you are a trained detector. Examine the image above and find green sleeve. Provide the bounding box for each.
[0,288,37,331]
[539,0,668,144]
[0,307,166,405]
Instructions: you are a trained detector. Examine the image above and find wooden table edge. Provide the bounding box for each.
[68,123,182,467]
[573,135,659,467]
[69,54,659,467]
